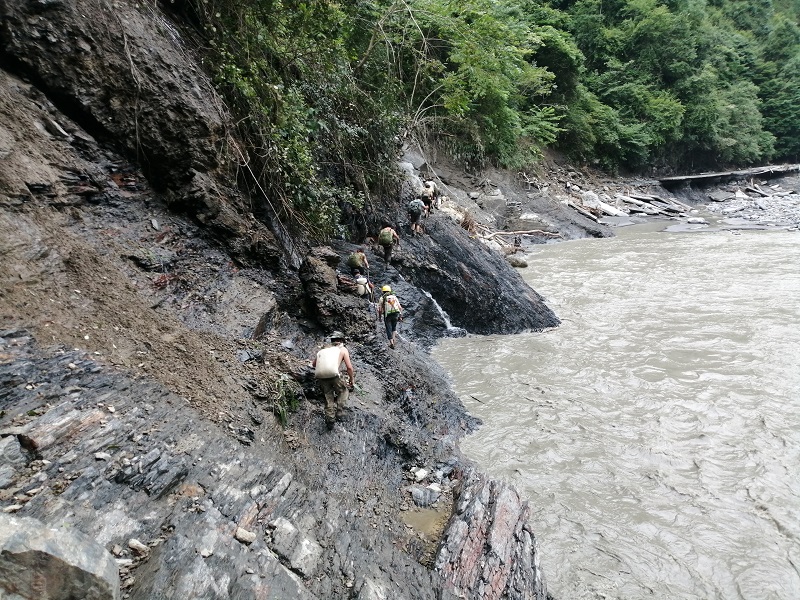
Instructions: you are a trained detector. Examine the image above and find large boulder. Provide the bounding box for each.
[299,246,375,340]
[0,513,120,600]
[398,217,559,335]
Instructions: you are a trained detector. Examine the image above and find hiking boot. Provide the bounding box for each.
[325,417,335,431]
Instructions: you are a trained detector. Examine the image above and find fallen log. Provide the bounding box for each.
[633,194,687,214]
[597,200,628,217]
[665,197,693,211]
[616,194,647,206]
[745,185,771,197]
[484,229,562,239]
[649,200,682,214]
[616,195,668,215]
[581,191,628,216]
[567,201,599,222]
[627,205,662,215]
[658,164,800,187]
[629,193,660,202]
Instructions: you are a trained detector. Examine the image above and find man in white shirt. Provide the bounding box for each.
[312,331,355,430]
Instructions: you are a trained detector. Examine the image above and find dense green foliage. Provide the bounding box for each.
[179,0,800,233]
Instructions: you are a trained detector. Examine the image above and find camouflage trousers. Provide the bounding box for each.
[317,375,349,424]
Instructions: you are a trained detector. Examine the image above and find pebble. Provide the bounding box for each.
[128,538,150,556]
[235,527,257,544]
[411,468,428,482]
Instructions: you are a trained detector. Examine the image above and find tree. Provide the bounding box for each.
[760,55,800,159]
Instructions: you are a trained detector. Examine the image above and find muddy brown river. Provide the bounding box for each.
[434,225,800,599]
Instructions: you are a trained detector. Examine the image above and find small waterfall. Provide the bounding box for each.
[422,290,466,336]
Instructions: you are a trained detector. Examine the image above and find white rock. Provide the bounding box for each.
[128,538,150,556]
[268,517,322,577]
[235,527,257,544]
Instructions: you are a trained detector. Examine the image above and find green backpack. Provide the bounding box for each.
[378,228,393,245]
[346,253,363,268]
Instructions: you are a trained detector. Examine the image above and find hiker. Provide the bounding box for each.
[346,247,369,276]
[377,221,400,263]
[376,285,403,348]
[353,270,374,301]
[312,331,355,430]
[407,197,425,235]
[421,180,438,216]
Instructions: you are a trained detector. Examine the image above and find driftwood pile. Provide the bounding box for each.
[567,190,692,222]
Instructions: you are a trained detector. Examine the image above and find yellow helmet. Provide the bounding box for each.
[381,285,392,293]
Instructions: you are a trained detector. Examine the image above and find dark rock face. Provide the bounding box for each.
[0,0,218,186]
[0,0,282,268]
[299,247,376,342]
[394,216,558,335]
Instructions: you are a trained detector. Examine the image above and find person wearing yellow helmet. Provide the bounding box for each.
[376,285,403,348]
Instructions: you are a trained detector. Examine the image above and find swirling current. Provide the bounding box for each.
[433,226,800,600]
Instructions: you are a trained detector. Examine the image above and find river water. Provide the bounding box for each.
[433,225,800,600]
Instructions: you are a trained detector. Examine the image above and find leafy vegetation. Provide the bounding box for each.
[272,373,302,427]
[174,0,800,231]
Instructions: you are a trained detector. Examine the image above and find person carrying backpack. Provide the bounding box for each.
[353,270,374,302]
[407,198,425,235]
[346,247,369,275]
[377,221,400,263]
[421,180,438,216]
[312,331,355,430]
[376,285,403,348]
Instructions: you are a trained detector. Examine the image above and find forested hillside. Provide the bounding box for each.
[169,0,800,236]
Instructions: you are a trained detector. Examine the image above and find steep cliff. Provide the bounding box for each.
[0,1,570,598]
